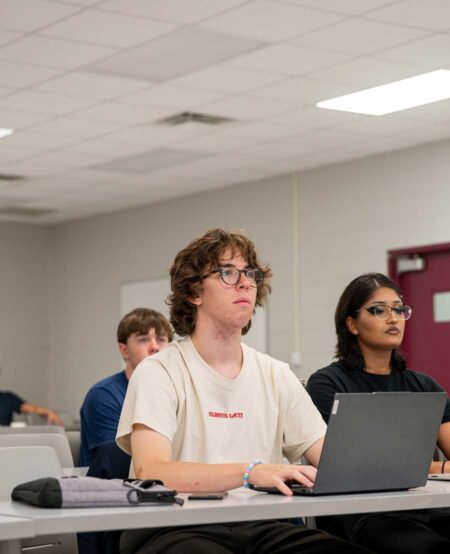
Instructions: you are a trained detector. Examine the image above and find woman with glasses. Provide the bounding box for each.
[306,272,450,553]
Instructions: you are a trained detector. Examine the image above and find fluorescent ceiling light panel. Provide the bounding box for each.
[316,70,450,116]
[0,127,14,139]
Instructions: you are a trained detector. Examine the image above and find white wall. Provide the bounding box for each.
[297,138,450,378]
[2,137,450,418]
[0,223,50,405]
[47,175,295,417]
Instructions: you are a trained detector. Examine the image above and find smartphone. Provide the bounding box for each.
[188,492,228,500]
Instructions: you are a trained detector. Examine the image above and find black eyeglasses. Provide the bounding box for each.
[203,267,264,287]
[357,305,413,320]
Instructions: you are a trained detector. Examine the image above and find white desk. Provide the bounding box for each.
[0,515,34,554]
[1,481,450,553]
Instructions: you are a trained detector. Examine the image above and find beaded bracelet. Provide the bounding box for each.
[243,459,264,488]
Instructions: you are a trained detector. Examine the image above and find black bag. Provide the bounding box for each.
[12,476,184,508]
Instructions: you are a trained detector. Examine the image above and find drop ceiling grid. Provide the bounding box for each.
[0,0,448,223]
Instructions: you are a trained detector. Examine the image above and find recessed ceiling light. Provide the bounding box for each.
[316,69,450,116]
[0,128,14,139]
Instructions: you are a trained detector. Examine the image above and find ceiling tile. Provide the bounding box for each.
[394,98,450,122]
[0,0,78,32]
[0,90,95,115]
[339,115,426,137]
[0,85,14,97]
[64,139,158,158]
[268,104,366,128]
[0,28,21,46]
[379,33,450,66]
[292,17,428,55]
[0,160,67,178]
[211,121,300,143]
[85,27,266,82]
[29,117,125,139]
[0,35,116,69]
[251,76,353,105]
[0,108,51,129]
[274,0,397,16]
[199,95,295,120]
[118,84,225,109]
[170,65,283,94]
[398,122,450,143]
[237,138,316,160]
[311,56,426,87]
[0,60,62,88]
[226,44,352,75]
[102,120,213,145]
[367,0,450,31]
[26,149,108,168]
[171,131,261,154]
[100,0,247,24]
[0,147,33,163]
[74,102,172,124]
[1,130,82,151]
[42,8,176,48]
[200,1,343,42]
[52,0,102,6]
[35,72,149,100]
[92,147,213,174]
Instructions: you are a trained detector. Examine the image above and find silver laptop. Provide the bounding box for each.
[251,392,446,496]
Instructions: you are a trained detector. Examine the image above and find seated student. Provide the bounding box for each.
[79,308,172,466]
[0,390,63,426]
[116,228,371,554]
[307,272,450,554]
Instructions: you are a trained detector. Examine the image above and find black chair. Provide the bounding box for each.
[86,441,131,480]
[77,442,131,554]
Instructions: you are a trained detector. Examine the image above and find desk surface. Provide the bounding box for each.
[1,481,450,536]
[0,514,34,541]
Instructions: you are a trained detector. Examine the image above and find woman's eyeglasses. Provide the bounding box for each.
[203,267,264,287]
[358,305,413,320]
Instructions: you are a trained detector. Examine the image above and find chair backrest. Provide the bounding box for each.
[0,446,78,553]
[0,425,65,434]
[0,433,73,467]
[0,445,62,500]
[65,431,81,467]
[87,441,131,480]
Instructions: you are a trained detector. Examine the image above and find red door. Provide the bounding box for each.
[389,243,450,394]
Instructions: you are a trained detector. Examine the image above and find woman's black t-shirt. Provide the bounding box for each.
[307,362,450,424]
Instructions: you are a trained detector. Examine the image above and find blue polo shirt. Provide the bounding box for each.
[0,391,24,426]
[79,371,128,466]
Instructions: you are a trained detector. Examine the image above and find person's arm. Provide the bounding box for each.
[303,436,324,467]
[20,402,63,426]
[131,423,318,496]
[428,421,450,473]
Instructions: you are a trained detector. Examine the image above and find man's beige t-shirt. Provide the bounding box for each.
[117,338,326,465]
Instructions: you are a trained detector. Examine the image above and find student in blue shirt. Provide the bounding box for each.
[0,389,63,426]
[79,308,172,466]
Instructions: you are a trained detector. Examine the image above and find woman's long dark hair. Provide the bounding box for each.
[335,273,407,371]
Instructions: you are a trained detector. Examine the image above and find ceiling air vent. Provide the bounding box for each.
[0,173,26,181]
[0,206,55,218]
[157,111,234,126]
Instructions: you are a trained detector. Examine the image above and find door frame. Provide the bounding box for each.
[388,242,450,283]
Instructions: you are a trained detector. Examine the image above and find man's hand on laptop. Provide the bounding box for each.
[249,464,317,496]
